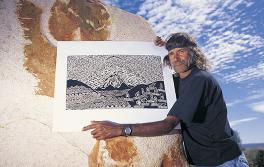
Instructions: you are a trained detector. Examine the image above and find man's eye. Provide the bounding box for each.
[178,50,185,55]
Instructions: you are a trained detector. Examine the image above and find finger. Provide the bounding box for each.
[89,121,105,127]
[155,36,166,46]
[82,127,89,131]
[82,126,92,131]
[83,122,104,131]
[154,36,161,42]
[155,41,165,46]
[91,129,97,135]
[105,132,114,139]
[91,126,106,135]
[157,39,165,45]
[98,136,106,140]
[156,42,162,46]
[91,131,101,138]
[154,40,161,45]
[93,133,105,140]
[91,129,101,135]
[91,120,107,123]
[97,134,108,140]
[82,124,97,131]
[93,135,101,140]
[91,121,109,126]
[159,43,165,47]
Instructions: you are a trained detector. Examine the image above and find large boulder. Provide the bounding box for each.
[0,0,188,166]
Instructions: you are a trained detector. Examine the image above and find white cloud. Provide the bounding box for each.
[205,32,264,73]
[226,99,244,107]
[250,101,264,113]
[230,117,258,127]
[136,0,264,81]
[226,89,264,107]
[137,0,219,38]
[223,63,264,83]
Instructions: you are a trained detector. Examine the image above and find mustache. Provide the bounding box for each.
[174,59,188,66]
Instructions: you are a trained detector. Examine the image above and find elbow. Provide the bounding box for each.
[163,119,178,134]
[163,116,179,134]
[166,122,176,133]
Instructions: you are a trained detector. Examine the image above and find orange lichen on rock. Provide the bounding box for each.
[88,141,103,167]
[88,137,138,166]
[161,137,189,167]
[16,0,56,97]
[49,0,111,41]
[16,0,111,97]
[105,137,138,163]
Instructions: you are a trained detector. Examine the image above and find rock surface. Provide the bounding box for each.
[0,0,188,166]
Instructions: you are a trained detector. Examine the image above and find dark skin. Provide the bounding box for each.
[82,116,179,140]
[82,36,191,140]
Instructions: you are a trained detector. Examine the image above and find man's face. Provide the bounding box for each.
[168,48,190,73]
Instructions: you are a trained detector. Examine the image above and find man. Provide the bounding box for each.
[83,32,249,166]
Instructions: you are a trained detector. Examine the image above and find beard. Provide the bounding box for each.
[172,57,194,73]
[173,63,189,73]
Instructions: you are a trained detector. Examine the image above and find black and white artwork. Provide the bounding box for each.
[66,55,168,110]
[54,41,176,132]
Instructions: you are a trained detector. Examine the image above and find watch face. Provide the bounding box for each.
[124,127,132,136]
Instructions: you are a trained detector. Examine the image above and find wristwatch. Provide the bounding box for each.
[123,125,132,136]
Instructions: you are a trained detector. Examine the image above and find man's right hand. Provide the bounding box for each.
[82,121,123,140]
[154,36,166,47]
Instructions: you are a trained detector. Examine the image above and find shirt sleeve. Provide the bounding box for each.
[167,77,206,123]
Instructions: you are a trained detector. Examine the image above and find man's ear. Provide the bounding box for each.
[163,54,171,67]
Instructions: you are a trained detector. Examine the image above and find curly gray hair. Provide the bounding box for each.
[163,32,210,73]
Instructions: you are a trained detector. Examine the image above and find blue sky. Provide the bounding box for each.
[105,0,264,144]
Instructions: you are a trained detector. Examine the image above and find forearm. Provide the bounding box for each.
[83,116,179,140]
[129,116,179,137]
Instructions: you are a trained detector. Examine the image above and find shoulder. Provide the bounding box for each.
[187,67,220,89]
[192,68,217,83]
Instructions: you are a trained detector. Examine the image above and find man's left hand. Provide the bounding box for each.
[82,121,123,140]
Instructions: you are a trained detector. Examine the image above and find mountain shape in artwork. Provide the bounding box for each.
[97,83,132,91]
[103,73,123,88]
[99,73,132,90]
[67,79,92,89]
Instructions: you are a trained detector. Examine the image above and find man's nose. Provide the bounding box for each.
[171,55,181,61]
